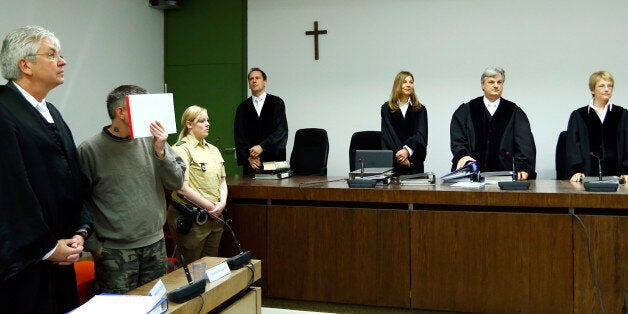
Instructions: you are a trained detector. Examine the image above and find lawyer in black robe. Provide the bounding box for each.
[565,105,628,179]
[381,102,428,174]
[450,96,537,177]
[0,82,92,313]
[0,26,91,314]
[234,93,288,174]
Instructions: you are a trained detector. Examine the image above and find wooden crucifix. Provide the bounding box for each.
[305,21,327,60]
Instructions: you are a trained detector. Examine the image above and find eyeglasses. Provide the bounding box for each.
[26,52,64,62]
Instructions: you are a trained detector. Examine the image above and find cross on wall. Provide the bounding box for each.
[305,21,327,60]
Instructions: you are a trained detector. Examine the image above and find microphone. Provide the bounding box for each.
[212,214,252,270]
[177,194,251,270]
[506,151,517,181]
[347,157,377,188]
[498,151,530,190]
[180,255,193,283]
[584,151,618,192]
[589,152,603,181]
[359,157,364,178]
[166,254,206,303]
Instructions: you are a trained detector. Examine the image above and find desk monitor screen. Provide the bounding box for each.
[354,150,393,170]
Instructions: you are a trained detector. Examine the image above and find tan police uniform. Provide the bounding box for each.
[167,134,225,263]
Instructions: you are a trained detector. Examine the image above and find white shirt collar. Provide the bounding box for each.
[587,99,613,122]
[252,93,266,116]
[13,82,54,123]
[253,92,267,103]
[483,96,501,116]
[13,82,45,108]
[397,98,412,117]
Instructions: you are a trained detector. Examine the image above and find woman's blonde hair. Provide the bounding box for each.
[588,70,614,92]
[387,71,422,112]
[178,105,208,141]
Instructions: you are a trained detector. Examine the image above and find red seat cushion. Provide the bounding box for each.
[74,261,95,305]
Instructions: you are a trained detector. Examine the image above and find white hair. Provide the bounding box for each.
[0,25,61,80]
[481,67,505,84]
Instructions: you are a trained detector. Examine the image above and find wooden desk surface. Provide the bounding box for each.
[128,257,261,314]
[226,175,628,210]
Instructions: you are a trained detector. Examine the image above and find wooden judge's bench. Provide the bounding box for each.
[217,175,628,314]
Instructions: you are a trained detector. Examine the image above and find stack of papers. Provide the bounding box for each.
[400,172,436,185]
[70,294,167,314]
[254,161,292,180]
[254,170,293,180]
[451,181,486,189]
[261,161,290,173]
[480,171,514,184]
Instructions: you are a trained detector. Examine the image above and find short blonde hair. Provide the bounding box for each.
[589,71,614,92]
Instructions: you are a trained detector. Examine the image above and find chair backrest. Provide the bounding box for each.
[290,128,329,175]
[349,131,382,171]
[555,130,568,180]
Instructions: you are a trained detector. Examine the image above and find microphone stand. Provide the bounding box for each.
[360,158,364,178]
[166,254,206,303]
[498,152,530,190]
[347,157,377,188]
[597,154,603,181]
[178,194,252,269]
[583,152,618,192]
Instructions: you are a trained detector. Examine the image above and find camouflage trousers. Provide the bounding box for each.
[94,238,166,294]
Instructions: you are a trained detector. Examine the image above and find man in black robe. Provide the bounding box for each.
[234,68,288,174]
[450,67,536,179]
[0,26,92,313]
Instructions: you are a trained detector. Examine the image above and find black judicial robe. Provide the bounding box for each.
[450,96,536,177]
[0,82,91,313]
[565,105,628,177]
[380,102,428,175]
[234,94,288,174]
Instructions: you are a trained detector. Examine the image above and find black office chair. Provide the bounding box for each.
[555,130,568,180]
[348,131,382,171]
[290,128,329,175]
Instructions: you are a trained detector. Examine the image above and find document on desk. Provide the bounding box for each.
[125,93,177,139]
[149,279,167,298]
[451,181,486,189]
[70,294,168,314]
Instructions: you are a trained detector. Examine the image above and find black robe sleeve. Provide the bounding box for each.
[259,95,288,159]
[404,106,428,164]
[234,99,252,167]
[0,116,57,280]
[381,103,401,151]
[621,109,628,175]
[449,103,474,170]
[565,108,590,177]
[506,106,536,177]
